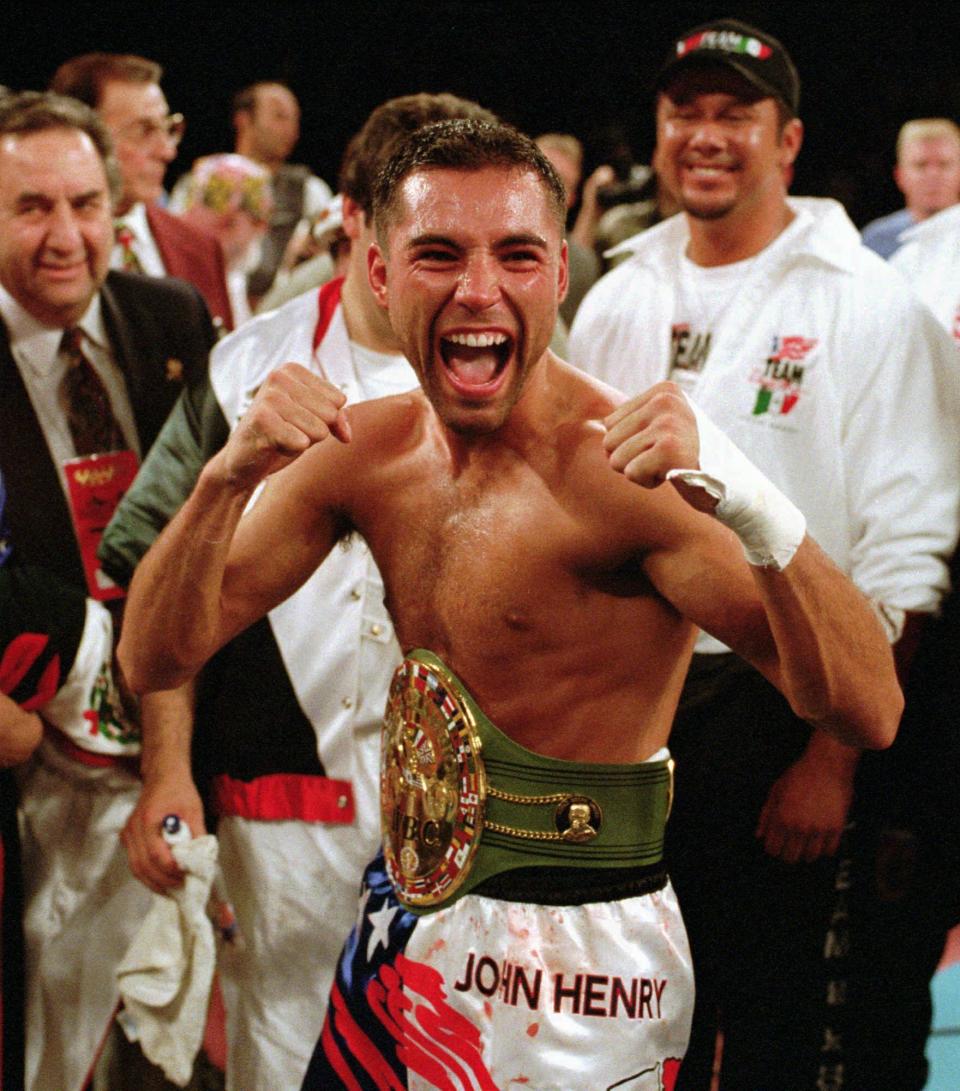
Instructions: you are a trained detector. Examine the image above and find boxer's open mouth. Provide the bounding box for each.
[439,331,513,394]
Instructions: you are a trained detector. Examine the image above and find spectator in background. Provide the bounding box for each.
[173,82,332,305]
[256,194,347,313]
[571,18,960,1089]
[861,117,960,259]
[0,89,216,1091]
[178,153,274,326]
[534,132,600,327]
[570,126,676,275]
[1,558,133,1091]
[0,468,139,1091]
[50,52,235,332]
[595,159,678,272]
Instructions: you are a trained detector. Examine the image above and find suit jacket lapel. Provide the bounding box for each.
[0,319,85,584]
[145,203,177,275]
[99,275,148,446]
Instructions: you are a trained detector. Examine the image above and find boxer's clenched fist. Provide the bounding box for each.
[603,382,712,508]
[224,363,352,490]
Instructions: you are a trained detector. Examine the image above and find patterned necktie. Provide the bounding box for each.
[114,222,143,273]
[59,327,127,456]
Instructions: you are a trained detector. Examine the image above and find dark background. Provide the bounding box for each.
[5,1,960,227]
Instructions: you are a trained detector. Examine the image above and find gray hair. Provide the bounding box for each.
[0,90,122,206]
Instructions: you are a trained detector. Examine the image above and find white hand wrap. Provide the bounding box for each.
[666,398,806,571]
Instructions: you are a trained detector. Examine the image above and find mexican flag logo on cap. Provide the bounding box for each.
[677,30,773,59]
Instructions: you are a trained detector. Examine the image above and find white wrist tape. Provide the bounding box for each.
[665,398,806,571]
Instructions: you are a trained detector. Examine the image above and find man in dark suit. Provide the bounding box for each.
[0,90,215,1091]
[0,269,214,591]
[50,52,235,332]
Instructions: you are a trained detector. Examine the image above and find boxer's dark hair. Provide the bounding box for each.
[372,119,568,241]
[340,93,499,218]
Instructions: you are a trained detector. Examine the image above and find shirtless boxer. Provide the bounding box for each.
[120,120,899,1089]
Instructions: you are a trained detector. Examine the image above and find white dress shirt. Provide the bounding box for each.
[0,284,141,494]
[110,202,166,277]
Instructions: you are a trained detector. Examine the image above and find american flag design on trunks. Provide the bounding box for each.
[303,853,498,1090]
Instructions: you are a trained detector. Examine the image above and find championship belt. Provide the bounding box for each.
[382,650,674,911]
[381,654,486,908]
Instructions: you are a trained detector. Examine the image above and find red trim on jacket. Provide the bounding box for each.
[213,773,356,824]
[313,277,345,352]
[45,726,140,772]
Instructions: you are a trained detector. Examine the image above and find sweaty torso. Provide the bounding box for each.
[327,370,698,765]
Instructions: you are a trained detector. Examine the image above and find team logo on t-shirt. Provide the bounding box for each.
[749,335,818,417]
[670,323,711,376]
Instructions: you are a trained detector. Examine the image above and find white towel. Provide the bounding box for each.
[116,834,218,1086]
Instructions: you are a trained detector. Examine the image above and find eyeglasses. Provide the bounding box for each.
[114,113,186,147]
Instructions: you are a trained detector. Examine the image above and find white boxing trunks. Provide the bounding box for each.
[302,650,693,1089]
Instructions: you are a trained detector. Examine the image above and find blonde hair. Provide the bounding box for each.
[897,118,960,160]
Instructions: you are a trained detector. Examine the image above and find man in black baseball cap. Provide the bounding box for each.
[570,14,960,1091]
[655,18,800,116]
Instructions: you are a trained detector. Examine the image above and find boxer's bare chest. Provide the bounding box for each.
[352,432,656,668]
[340,406,693,757]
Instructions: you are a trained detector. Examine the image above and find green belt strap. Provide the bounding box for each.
[406,649,673,912]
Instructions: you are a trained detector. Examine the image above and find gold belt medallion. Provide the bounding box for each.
[381,657,486,907]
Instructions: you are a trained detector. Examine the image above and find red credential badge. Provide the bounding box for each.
[64,450,139,601]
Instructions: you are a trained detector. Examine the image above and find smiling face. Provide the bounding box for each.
[0,126,113,327]
[368,165,568,436]
[656,67,801,226]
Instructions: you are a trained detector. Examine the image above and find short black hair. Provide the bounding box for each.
[231,81,295,118]
[372,119,567,240]
[339,93,500,217]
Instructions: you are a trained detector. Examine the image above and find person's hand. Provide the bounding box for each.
[121,770,206,893]
[580,164,616,215]
[222,363,352,491]
[604,382,715,510]
[0,693,42,766]
[756,750,855,862]
[570,165,618,250]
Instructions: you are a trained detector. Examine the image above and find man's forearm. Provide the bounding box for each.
[119,452,256,694]
[139,683,197,784]
[801,728,862,777]
[124,683,206,891]
[752,537,903,749]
